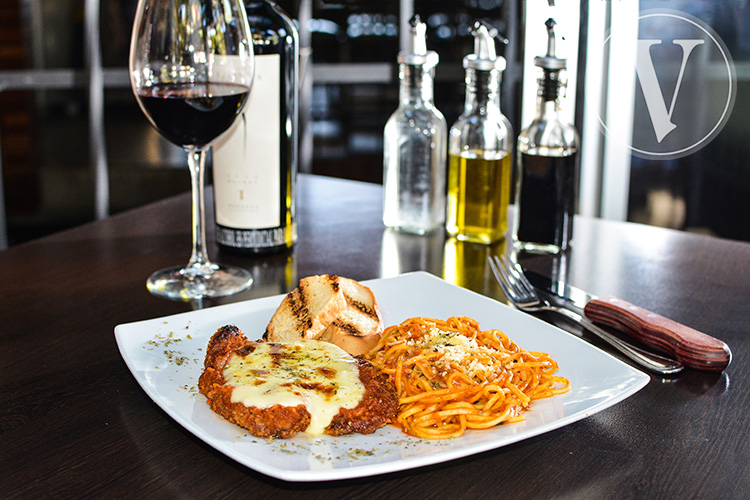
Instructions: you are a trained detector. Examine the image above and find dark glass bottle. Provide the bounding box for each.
[513,18,580,254]
[212,0,299,254]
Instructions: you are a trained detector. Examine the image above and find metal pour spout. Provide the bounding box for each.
[398,14,438,67]
[473,21,497,61]
[408,15,427,55]
[535,18,566,71]
[463,20,506,72]
[545,18,557,58]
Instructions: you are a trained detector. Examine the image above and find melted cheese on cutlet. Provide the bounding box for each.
[223,340,366,435]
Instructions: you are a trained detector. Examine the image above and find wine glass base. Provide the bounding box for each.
[147,263,253,301]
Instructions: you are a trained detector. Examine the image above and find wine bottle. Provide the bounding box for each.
[212,0,299,254]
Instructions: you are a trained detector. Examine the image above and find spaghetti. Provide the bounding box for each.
[365,316,570,439]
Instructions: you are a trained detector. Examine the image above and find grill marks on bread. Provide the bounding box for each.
[265,274,348,343]
[288,288,313,333]
[331,298,378,336]
[289,277,341,333]
[265,275,384,355]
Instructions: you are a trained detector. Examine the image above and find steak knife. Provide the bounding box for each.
[524,269,732,372]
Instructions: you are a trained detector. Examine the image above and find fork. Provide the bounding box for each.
[488,254,684,375]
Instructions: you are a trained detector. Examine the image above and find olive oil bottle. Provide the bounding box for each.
[447,21,512,245]
[447,150,511,243]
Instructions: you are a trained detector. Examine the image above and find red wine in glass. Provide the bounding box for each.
[129,0,255,301]
[136,83,249,149]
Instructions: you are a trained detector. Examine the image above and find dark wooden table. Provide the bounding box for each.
[2,174,748,498]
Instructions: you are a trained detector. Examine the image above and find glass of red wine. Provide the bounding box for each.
[129,0,255,300]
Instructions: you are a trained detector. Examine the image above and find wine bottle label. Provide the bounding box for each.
[213,54,281,229]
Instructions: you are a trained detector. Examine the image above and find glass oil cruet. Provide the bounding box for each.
[383,15,447,235]
[513,18,580,254]
[447,20,513,245]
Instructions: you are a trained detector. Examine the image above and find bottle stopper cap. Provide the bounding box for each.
[463,20,507,72]
[534,18,566,70]
[398,15,439,67]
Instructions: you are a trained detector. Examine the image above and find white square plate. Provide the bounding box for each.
[115,271,649,482]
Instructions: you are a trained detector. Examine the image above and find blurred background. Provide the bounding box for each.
[1,0,748,248]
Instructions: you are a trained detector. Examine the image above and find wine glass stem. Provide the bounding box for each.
[186,147,212,274]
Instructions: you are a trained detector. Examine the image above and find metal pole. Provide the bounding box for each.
[0,112,8,249]
[399,0,414,52]
[85,0,109,221]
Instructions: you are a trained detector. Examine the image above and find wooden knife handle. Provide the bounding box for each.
[584,297,731,372]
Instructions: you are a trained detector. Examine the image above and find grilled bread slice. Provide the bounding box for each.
[264,274,347,343]
[320,277,384,355]
[264,275,384,355]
